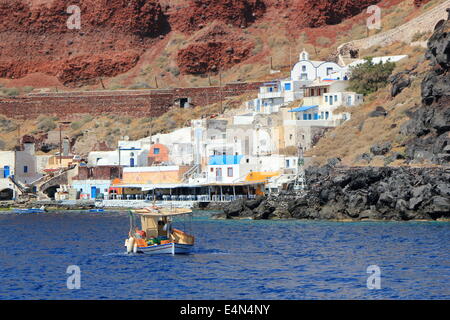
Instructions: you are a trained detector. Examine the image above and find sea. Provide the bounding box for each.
[0,210,448,300]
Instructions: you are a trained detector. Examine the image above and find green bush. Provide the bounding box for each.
[37,117,57,132]
[348,57,396,95]
[2,87,20,96]
[71,122,82,130]
[23,86,34,94]
[129,82,150,89]
[0,116,17,133]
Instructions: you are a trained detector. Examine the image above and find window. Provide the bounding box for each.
[325,112,329,120]
[3,166,10,178]
[300,73,308,80]
[325,96,328,102]
[335,95,338,102]
[23,166,28,173]
[326,67,334,75]
[269,87,273,92]
[347,96,352,105]
[286,160,290,167]
[154,148,160,155]
[210,168,214,172]
[284,83,291,91]
[216,168,222,177]
[302,65,306,72]
[227,167,233,177]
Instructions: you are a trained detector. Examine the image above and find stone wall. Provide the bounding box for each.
[338,1,450,55]
[0,82,263,120]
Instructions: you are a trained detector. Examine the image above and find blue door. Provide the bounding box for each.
[3,166,10,178]
[91,186,97,199]
[130,158,135,167]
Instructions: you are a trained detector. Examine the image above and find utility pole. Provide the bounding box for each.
[58,121,71,167]
[219,72,223,114]
[289,46,292,70]
[293,141,306,194]
[99,77,106,90]
[149,118,153,144]
[59,123,62,166]
[118,147,122,179]
[17,124,21,148]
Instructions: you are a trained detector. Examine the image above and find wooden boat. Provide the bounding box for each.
[125,206,195,255]
[89,209,105,213]
[13,207,46,214]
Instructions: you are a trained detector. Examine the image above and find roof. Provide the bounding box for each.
[208,155,243,165]
[132,207,192,217]
[245,171,280,182]
[289,105,318,112]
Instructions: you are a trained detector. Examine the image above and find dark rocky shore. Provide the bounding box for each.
[216,164,450,221]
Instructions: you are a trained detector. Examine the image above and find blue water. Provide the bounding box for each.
[0,210,448,300]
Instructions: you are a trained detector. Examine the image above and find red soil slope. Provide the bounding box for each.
[0,0,398,87]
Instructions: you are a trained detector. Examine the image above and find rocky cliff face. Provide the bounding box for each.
[0,0,388,85]
[176,22,255,75]
[169,0,266,33]
[0,0,168,86]
[402,18,450,164]
[285,0,380,28]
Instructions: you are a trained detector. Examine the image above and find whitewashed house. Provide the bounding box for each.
[246,49,349,114]
[291,50,348,82]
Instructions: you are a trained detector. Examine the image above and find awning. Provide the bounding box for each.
[289,105,318,112]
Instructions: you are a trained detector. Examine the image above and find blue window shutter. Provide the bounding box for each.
[3,166,10,178]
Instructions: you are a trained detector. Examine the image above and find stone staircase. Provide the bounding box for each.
[337,0,450,60]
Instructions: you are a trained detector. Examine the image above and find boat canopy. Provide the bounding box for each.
[131,207,192,217]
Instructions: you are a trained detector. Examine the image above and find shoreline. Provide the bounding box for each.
[1,202,449,223]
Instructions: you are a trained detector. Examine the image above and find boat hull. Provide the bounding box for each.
[13,209,46,214]
[134,243,193,255]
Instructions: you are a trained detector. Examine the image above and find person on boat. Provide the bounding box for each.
[133,227,146,239]
[163,220,173,235]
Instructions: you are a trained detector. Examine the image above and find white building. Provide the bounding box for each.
[88,139,150,167]
[149,127,195,166]
[291,50,348,82]
[287,80,363,124]
[246,49,350,115]
[0,142,43,200]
